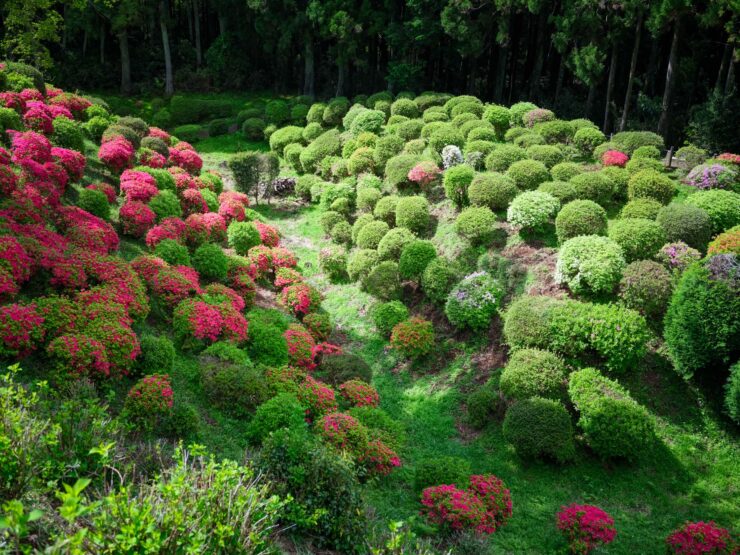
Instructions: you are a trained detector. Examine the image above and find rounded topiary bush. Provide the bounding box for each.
[246,311,289,367]
[246,392,307,445]
[399,240,437,280]
[502,398,575,463]
[625,156,664,175]
[356,220,390,250]
[77,188,110,220]
[573,127,606,156]
[620,198,662,220]
[138,333,176,374]
[569,172,614,205]
[555,235,626,296]
[390,317,435,358]
[526,145,564,169]
[371,300,410,336]
[444,271,504,331]
[468,172,519,211]
[500,348,567,401]
[319,246,348,280]
[537,181,578,203]
[550,162,583,182]
[608,218,667,262]
[192,242,229,281]
[619,260,674,320]
[507,191,560,230]
[227,221,261,255]
[391,98,420,118]
[627,170,676,204]
[356,187,382,213]
[269,125,304,156]
[395,196,430,234]
[149,190,182,221]
[421,258,458,304]
[242,118,266,140]
[154,238,191,266]
[506,159,550,191]
[455,206,496,245]
[377,227,416,261]
[350,109,385,137]
[534,119,575,144]
[555,200,607,243]
[684,189,740,235]
[600,166,629,199]
[347,249,379,282]
[655,203,712,252]
[485,144,527,172]
[364,261,401,300]
[320,211,345,235]
[315,353,373,386]
[443,163,475,207]
[201,361,269,418]
[373,195,400,225]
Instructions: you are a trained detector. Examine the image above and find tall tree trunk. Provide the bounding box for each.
[193,0,202,67]
[159,0,174,96]
[619,12,643,132]
[715,42,732,93]
[554,51,566,107]
[646,35,660,95]
[602,42,618,133]
[336,54,346,97]
[726,53,736,95]
[100,20,106,65]
[585,83,596,119]
[303,35,315,97]
[83,29,88,58]
[117,30,132,95]
[218,13,227,35]
[657,18,681,138]
[494,41,508,103]
[527,11,547,101]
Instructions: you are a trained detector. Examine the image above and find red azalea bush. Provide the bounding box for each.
[138,149,167,168]
[556,504,617,554]
[0,165,18,196]
[168,146,203,174]
[120,169,159,202]
[666,521,735,555]
[119,201,156,237]
[47,334,110,378]
[302,311,332,342]
[247,245,274,277]
[22,105,53,134]
[0,236,33,284]
[59,207,119,253]
[274,267,303,289]
[86,182,117,203]
[203,283,245,312]
[716,153,740,165]
[315,411,369,455]
[0,302,45,358]
[80,319,140,375]
[280,283,321,316]
[145,217,186,247]
[98,136,134,173]
[311,342,343,367]
[390,317,435,358]
[359,439,401,476]
[271,247,297,269]
[181,188,208,215]
[148,127,171,144]
[339,379,380,408]
[285,324,317,369]
[51,147,85,181]
[125,373,174,421]
[0,267,18,299]
[173,297,248,349]
[602,150,629,167]
[36,296,80,339]
[130,255,168,287]
[228,267,257,308]
[50,256,88,290]
[408,160,442,188]
[255,222,280,247]
[9,130,52,164]
[469,474,513,529]
[151,265,202,309]
[48,92,91,117]
[297,375,338,420]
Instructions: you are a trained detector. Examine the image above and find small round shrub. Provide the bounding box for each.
[390,317,435,358]
[500,349,567,401]
[322,97,351,126]
[513,131,546,149]
[399,240,437,280]
[124,374,173,429]
[377,227,416,261]
[246,393,307,445]
[534,119,575,144]
[138,334,176,374]
[482,104,510,137]
[632,145,661,159]
[414,456,472,493]
[484,144,527,172]
[329,197,351,216]
[201,341,251,364]
[612,130,664,155]
[320,211,345,235]
[557,504,617,554]
[154,239,191,266]
[391,98,420,118]
[506,159,550,191]
[665,521,735,555]
[315,353,373,386]
[684,189,740,235]
[468,172,519,211]
[227,221,261,255]
[625,156,663,175]
[555,200,607,243]
[675,145,709,168]
[708,226,740,255]
[627,170,676,204]
[555,235,626,295]
[550,162,583,182]
[51,116,85,152]
[608,218,667,262]
[373,195,400,225]
[364,261,401,300]
[509,101,538,126]
[192,242,228,281]
[467,126,497,142]
[445,271,504,330]
[503,398,575,463]
[77,188,110,220]
[349,109,385,137]
[202,362,268,418]
[619,260,673,320]
[526,145,564,169]
[620,198,662,220]
[356,220,390,250]
[443,163,475,207]
[537,181,579,203]
[149,190,182,221]
[356,188,382,212]
[466,380,501,429]
[455,206,497,245]
[371,301,409,336]
[573,127,606,155]
[246,316,289,367]
[329,221,352,245]
[395,196,430,234]
[347,249,379,282]
[507,191,560,230]
[319,246,348,280]
[569,172,614,205]
[600,166,630,199]
[241,118,266,140]
[421,258,458,304]
[656,203,712,252]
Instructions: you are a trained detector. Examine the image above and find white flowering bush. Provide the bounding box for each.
[507,191,560,230]
[441,145,463,169]
[555,235,626,296]
[445,271,504,331]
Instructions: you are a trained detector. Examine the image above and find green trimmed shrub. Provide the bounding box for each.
[377,227,416,260]
[51,116,84,152]
[467,126,498,143]
[347,147,375,175]
[284,143,304,172]
[395,196,429,234]
[632,145,661,159]
[514,131,546,149]
[208,118,232,136]
[319,246,348,279]
[568,367,655,460]
[356,220,390,250]
[171,124,202,144]
[507,191,560,230]
[600,166,630,199]
[138,334,176,374]
[306,102,327,124]
[330,220,352,245]
[502,398,575,463]
[455,206,496,245]
[504,127,529,143]
[612,130,664,155]
[573,127,606,155]
[428,125,465,155]
[137,167,176,191]
[315,353,373,386]
[570,172,614,204]
[154,239,191,266]
[373,134,405,172]
[83,116,110,142]
[302,122,324,142]
[149,190,182,221]
[291,103,309,123]
[269,125,303,156]
[467,379,501,429]
[556,235,626,296]
[201,341,251,364]
[537,180,579,203]
[373,195,400,225]
[322,97,351,126]
[443,163,475,207]
[483,104,511,138]
[141,136,168,157]
[550,162,583,182]
[413,456,472,492]
[391,98,420,118]
[684,190,740,235]
[264,99,290,125]
[619,260,674,320]
[300,129,341,173]
[347,249,380,282]
[526,145,564,168]
[485,144,527,172]
[627,170,676,204]
[384,153,422,190]
[349,109,385,136]
[201,361,268,418]
[664,256,740,379]
[295,174,321,201]
[656,203,712,251]
[555,200,607,243]
[625,156,664,175]
[396,119,424,142]
[608,218,667,262]
[506,159,550,191]
[192,243,228,281]
[445,271,503,330]
[320,211,345,235]
[246,393,307,445]
[77,188,109,220]
[364,261,401,300]
[421,257,458,304]
[533,119,575,144]
[246,311,289,367]
[620,198,662,220]
[229,152,262,195]
[351,214,375,243]
[356,187,382,212]
[500,349,567,401]
[399,240,437,280]
[371,301,410,336]
[509,102,537,126]
[241,118,266,140]
[468,172,519,211]
[227,221,261,255]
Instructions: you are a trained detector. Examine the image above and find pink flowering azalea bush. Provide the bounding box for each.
[297,375,338,420]
[602,150,629,167]
[172,297,248,350]
[280,283,321,316]
[339,379,380,408]
[408,160,442,188]
[666,521,736,555]
[0,303,46,358]
[285,324,317,369]
[124,373,174,428]
[315,412,369,455]
[46,334,110,378]
[359,439,401,476]
[98,136,134,172]
[119,201,156,237]
[556,504,617,554]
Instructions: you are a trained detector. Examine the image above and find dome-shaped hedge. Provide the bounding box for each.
[555,200,607,243]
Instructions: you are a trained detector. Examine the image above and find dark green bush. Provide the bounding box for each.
[395,195,430,233]
[356,220,390,250]
[620,198,662,220]
[364,261,401,300]
[155,238,191,266]
[608,218,667,262]
[377,227,415,261]
[208,118,232,136]
[618,260,674,320]
[502,398,575,463]
[627,170,675,204]
[455,206,496,244]
[550,162,583,182]
[229,151,262,195]
[51,116,85,152]
[138,334,176,374]
[322,97,351,126]
[227,221,261,255]
[500,348,567,401]
[201,361,269,418]
[265,99,291,125]
[246,393,307,445]
[482,104,511,137]
[385,153,423,190]
[246,317,289,367]
[371,301,410,336]
[320,210,346,235]
[612,130,664,155]
[506,159,550,191]
[373,134,405,173]
[555,200,607,243]
[421,257,458,304]
[192,243,229,281]
[443,163,475,207]
[569,172,614,204]
[399,240,437,280]
[537,180,579,203]
[201,341,251,364]
[315,353,373,385]
[77,188,109,220]
[329,221,352,246]
[171,124,203,144]
[725,362,740,424]
[413,456,471,492]
[526,145,564,168]
[468,172,519,211]
[149,190,182,221]
[300,129,341,173]
[656,203,712,252]
[141,136,169,156]
[467,379,501,429]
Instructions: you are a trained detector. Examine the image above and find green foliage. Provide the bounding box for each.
[377,227,415,261]
[482,104,511,138]
[421,257,458,304]
[611,131,664,155]
[269,125,303,156]
[664,258,740,379]
[468,172,519,211]
[568,368,655,461]
[192,243,228,281]
[608,218,667,262]
[364,261,401,300]
[371,301,410,336]
[316,353,373,386]
[503,398,575,463]
[506,159,550,191]
[600,166,630,199]
[323,97,351,126]
[618,260,674,320]
[445,271,503,330]
[500,348,567,401]
[51,117,84,152]
[356,187,382,212]
[569,172,614,205]
[356,220,390,250]
[247,393,307,445]
[373,134,405,173]
[265,99,290,125]
[555,200,607,243]
[632,145,661,160]
[526,145,564,168]
[348,249,379,282]
[229,151,262,195]
[385,153,423,190]
[656,203,712,252]
[171,124,203,143]
[627,170,676,204]
[455,206,496,245]
[573,127,606,156]
[428,124,464,154]
[154,238,191,266]
[725,362,740,424]
[138,334,175,375]
[300,129,341,173]
[246,311,289,367]
[320,210,345,235]
[509,102,538,126]
[443,163,475,207]
[149,190,182,221]
[467,380,501,429]
[227,221,261,255]
[626,156,664,175]
[684,190,740,235]
[414,456,471,492]
[201,361,268,418]
[550,162,583,182]
[507,191,560,230]
[537,180,579,203]
[556,235,626,296]
[77,188,109,220]
[399,240,437,281]
[620,198,662,220]
[201,341,251,364]
[319,246,348,279]
[533,120,575,144]
[395,196,429,234]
